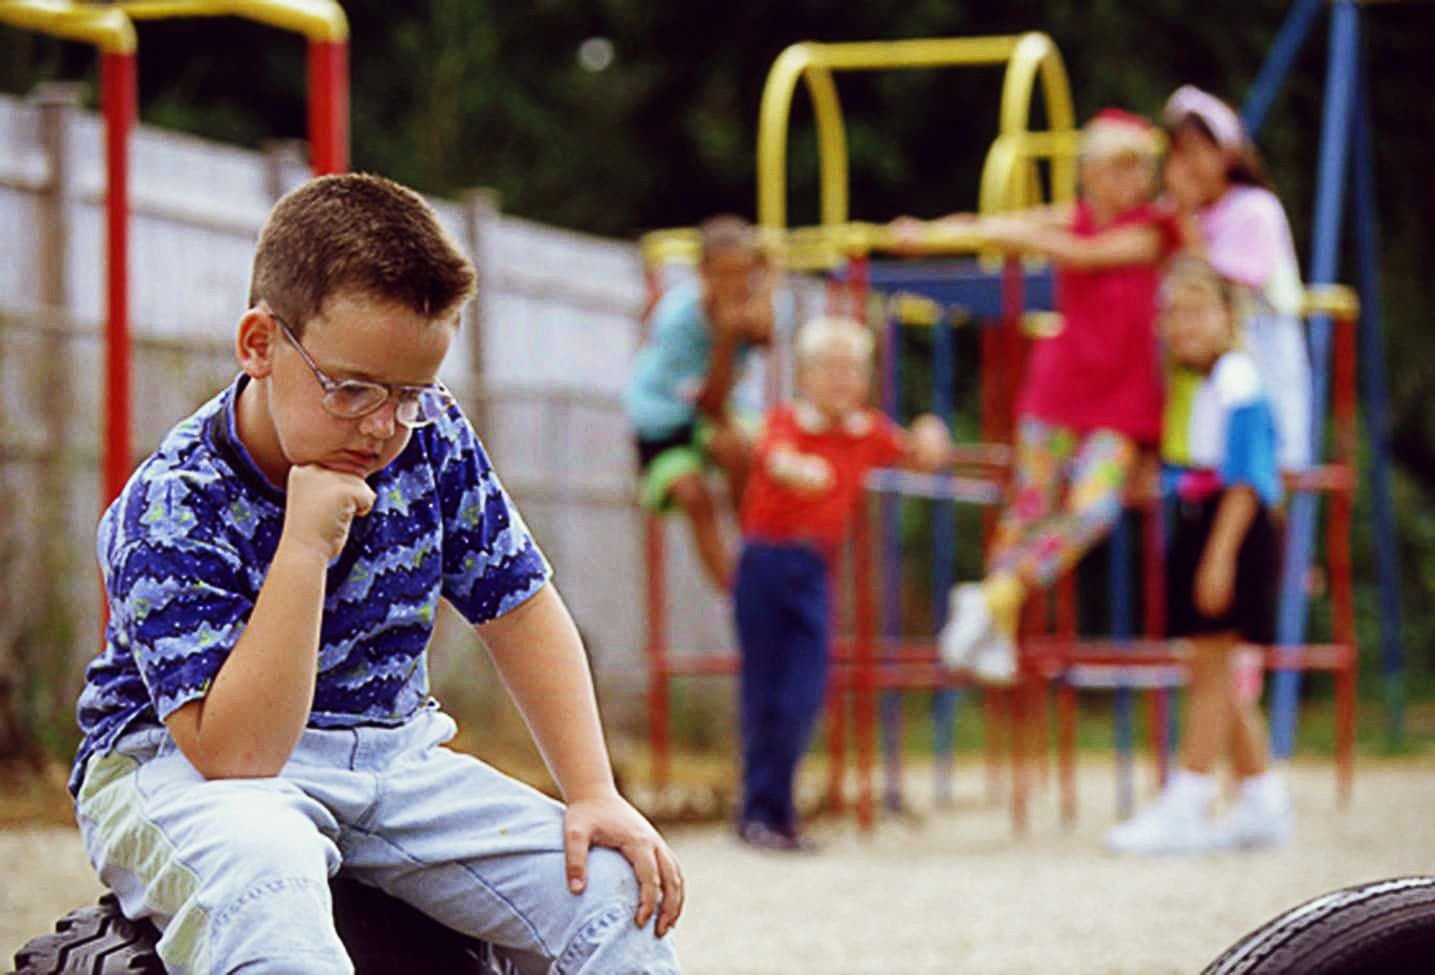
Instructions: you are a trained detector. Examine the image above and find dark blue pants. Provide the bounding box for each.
[733,541,830,834]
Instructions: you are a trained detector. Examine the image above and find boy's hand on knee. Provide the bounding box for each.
[562,793,684,938]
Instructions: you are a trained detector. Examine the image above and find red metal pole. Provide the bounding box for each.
[1332,311,1358,803]
[853,500,876,832]
[645,515,671,788]
[1056,572,1077,823]
[1142,501,1171,787]
[101,51,135,507]
[307,39,349,174]
[824,574,847,815]
[848,254,870,325]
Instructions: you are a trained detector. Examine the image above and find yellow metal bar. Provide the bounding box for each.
[1301,284,1360,320]
[758,34,1039,231]
[0,0,136,53]
[112,0,347,41]
[807,65,848,229]
[991,32,1077,212]
[641,221,989,274]
[796,35,1021,72]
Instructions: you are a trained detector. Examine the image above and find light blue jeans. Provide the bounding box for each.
[75,707,680,974]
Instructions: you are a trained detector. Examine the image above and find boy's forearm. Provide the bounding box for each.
[477,584,618,801]
[166,540,327,778]
[695,337,739,418]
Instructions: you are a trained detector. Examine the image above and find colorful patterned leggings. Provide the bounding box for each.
[988,418,1139,588]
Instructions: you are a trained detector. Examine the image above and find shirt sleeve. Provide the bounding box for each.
[108,537,253,721]
[1214,354,1282,505]
[1222,401,1282,506]
[1207,191,1284,291]
[433,408,553,625]
[870,413,908,468]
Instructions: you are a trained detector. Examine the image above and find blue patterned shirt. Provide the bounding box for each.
[70,375,551,795]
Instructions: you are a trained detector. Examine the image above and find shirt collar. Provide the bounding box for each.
[793,400,873,437]
[206,373,286,505]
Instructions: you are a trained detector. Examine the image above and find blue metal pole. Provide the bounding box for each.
[1271,0,1359,758]
[1353,47,1407,747]
[881,313,906,811]
[1242,0,1327,138]
[931,314,960,805]
[1111,514,1135,818]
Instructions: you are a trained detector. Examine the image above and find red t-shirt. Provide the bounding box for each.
[1018,200,1180,444]
[740,403,906,555]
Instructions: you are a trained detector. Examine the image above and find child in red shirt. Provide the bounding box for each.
[734,316,951,851]
[894,109,1183,683]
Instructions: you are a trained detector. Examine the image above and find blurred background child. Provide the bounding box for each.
[733,316,951,851]
[1162,84,1311,475]
[894,109,1182,683]
[1107,257,1289,856]
[624,215,776,589]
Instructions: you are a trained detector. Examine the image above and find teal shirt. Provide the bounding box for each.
[624,281,753,440]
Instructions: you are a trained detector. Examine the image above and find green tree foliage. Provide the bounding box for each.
[2,1,1433,685]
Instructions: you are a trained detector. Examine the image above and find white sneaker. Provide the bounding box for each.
[968,630,1018,686]
[1211,774,1293,850]
[939,584,991,671]
[1106,773,1219,855]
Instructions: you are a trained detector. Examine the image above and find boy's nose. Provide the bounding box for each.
[358,399,400,438]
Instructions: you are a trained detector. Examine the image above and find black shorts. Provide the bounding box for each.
[1166,492,1280,644]
[634,421,698,472]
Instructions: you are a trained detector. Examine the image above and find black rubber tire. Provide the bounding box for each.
[12,882,514,975]
[11,894,162,974]
[1203,875,1435,974]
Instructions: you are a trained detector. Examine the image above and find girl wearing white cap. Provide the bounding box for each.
[1162,85,1312,474]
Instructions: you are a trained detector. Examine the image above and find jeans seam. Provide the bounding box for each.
[345,822,552,956]
[553,901,637,975]
[211,876,327,930]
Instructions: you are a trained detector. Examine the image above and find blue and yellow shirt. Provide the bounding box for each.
[1161,351,1282,507]
[70,375,551,795]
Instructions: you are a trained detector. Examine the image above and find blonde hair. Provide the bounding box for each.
[1160,256,1250,355]
[795,316,875,363]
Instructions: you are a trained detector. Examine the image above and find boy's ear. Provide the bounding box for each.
[235,307,277,379]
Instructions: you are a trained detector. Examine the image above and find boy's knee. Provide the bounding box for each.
[551,849,679,974]
[706,425,750,468]
[667,473,713,516]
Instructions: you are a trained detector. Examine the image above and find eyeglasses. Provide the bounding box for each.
[265,306,453,429]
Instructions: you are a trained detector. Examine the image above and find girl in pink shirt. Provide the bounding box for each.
[1162,85,1312,472]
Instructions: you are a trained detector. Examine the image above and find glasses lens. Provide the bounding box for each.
[395,388,452,429]
[324,381,389,419]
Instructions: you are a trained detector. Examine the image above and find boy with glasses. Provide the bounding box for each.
[69,173,682,973]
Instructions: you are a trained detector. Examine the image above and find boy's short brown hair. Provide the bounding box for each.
[249,173,477,336]
[698,214,757,263]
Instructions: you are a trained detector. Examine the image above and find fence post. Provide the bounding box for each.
[12,82,85,754]
[461,188,501,436]
[261,139,308,203]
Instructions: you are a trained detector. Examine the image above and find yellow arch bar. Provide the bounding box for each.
[0,0,137,53]
[756,32,1077,231]
[107,0,347,42]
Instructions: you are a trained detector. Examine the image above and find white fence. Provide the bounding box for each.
[0,86,763,744]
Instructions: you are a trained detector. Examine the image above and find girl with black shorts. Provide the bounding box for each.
[1107,257,1293,855]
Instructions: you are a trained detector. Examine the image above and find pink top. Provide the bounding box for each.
[1019,201,1179,444]
[1197,185,1304,316]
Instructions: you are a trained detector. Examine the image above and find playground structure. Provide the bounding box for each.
[0,0,349,509]
[641,16,1401,834]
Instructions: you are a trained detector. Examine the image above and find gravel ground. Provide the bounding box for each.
[6,758,1433,974]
